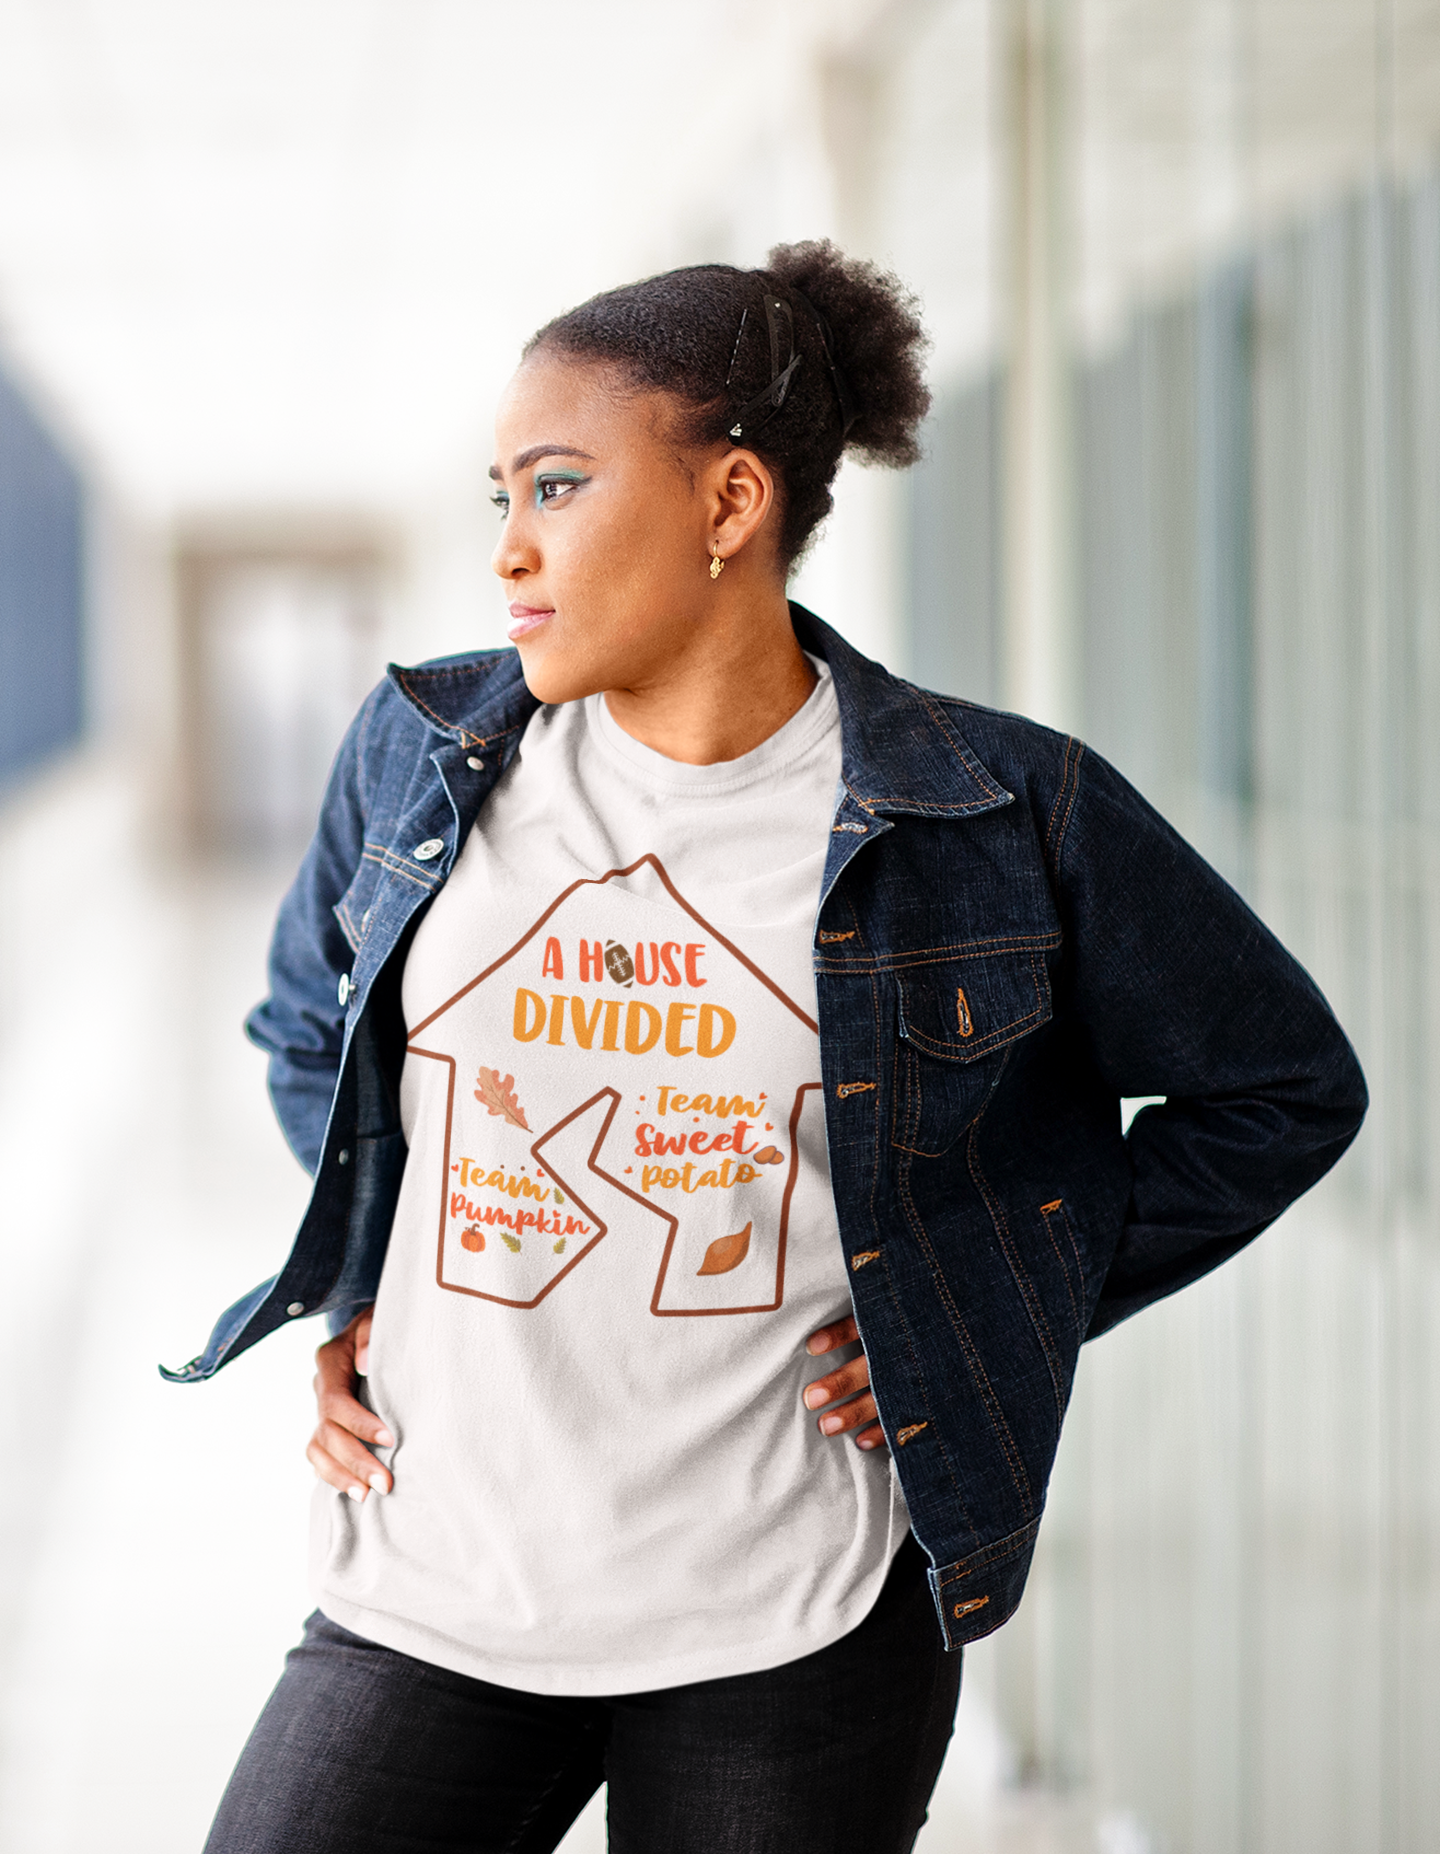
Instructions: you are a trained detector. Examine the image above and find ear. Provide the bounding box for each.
[707,448,779,567]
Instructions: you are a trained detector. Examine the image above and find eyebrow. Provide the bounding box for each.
[488,444,595,481]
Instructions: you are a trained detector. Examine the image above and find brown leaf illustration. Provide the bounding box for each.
[752,1146,783,1166]
[474,1066,530,1130]
[698,1222,751,1276]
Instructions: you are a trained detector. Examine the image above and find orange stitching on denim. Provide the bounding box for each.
[360,849,433,891]
[1039,1200,1081,1336]
[879,1075,980,1535]
[903,999,1040,1045]
[836,1080,876,1098]
[818,929,855,943]
[898,961,1046,1058]
[363,838,441,882]
[955,987,974,1037]
[892,1099,1032,1507]
[952,1596,990,1619]
[1046,739,1085,878]
[969,1124,1066,1422]
[896,1422,929,1446]
[812,932,1062,974]
[851,1250,881,1270]
[890,1035,950,1156]
[892,1033,986,1158]
[913,689,1014,802]
[841,779,877,815]
[1045,736,1076,849]
[373,853,436,886]
[935,1517,1042,1584]
[391,672,481,747]
[1049,1196,1088,1300]
[334,899,362,954]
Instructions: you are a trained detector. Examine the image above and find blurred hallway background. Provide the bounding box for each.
[0,2,1437,1849]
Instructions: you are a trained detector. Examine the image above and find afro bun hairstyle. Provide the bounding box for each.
[526,239,931,568]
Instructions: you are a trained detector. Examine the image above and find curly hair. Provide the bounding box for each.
[525,240,931,568]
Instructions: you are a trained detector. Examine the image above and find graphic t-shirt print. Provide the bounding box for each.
[406,856,822,1316]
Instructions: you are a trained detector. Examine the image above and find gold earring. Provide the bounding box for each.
[710,544,725,581]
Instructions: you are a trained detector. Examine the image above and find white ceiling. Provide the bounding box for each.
[0,0,843,513]
[4,0,1426,518]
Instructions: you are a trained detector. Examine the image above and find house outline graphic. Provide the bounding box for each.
[407,854,822,1316]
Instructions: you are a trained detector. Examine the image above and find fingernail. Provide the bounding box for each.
[368,1474,388,1495]
[806,1335,826,1355]
[820,1413,844,1435]
[858,1436,879,1450]
[356,1352,370,1374]
[804,1385,827,1410]
[347,1485,366,1503]
[375,1429,394,1447]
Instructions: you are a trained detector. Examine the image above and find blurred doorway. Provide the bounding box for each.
[178,535,390,858]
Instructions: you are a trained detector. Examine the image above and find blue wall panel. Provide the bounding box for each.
[0,364,84,785]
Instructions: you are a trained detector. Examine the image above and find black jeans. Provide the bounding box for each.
[204,1537,960,1854]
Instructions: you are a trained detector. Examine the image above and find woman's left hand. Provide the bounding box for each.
[803,1316,888,1451]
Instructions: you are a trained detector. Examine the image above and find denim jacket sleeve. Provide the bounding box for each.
[1052,744,1368,1337]
[243,683,382,1175]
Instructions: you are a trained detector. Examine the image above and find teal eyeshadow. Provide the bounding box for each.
[534,469,588,509]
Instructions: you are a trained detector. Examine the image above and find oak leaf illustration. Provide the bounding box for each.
[474,1066,530,1130]
[698,1222,751,1276]
[501,1232,522,1253]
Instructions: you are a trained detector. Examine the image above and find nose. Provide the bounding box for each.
[491,503,538,582]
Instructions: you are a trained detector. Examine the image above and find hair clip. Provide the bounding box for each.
[724,288,859,444]
[797,292,860,439]
[726,295,802,441]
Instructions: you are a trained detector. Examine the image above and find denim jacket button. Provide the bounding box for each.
[337,973,351,1007]
[466,756,484,771]
[414,838,445,861]
[285,1302,305,1317]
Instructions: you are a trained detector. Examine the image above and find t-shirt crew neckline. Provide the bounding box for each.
[586,655,837,795]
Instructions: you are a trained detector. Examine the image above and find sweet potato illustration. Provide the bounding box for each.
[698,1222,752,1275]
[752,1146,784,1165]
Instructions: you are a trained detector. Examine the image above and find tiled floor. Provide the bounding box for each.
[0,757,1087,1853]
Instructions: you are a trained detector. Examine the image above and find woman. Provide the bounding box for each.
[179,242,1366,1853]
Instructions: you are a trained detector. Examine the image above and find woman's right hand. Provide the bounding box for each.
[306,1307,394,1502]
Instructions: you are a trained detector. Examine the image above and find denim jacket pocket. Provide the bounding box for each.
[892,950,1054,1157]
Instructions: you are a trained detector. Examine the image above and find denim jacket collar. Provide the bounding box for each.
[385,602,1015,823]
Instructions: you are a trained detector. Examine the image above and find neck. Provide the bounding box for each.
[601,580,817,765]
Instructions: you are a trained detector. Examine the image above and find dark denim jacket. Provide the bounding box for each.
[164,606,1366,1649]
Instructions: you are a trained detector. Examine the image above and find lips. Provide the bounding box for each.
[506,601,554,643]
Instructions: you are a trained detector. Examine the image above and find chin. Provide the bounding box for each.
[515,647,605,709]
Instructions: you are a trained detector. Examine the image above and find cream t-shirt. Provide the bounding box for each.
[313,660,907,1693]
